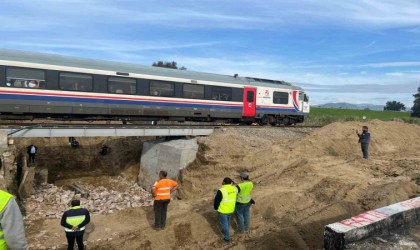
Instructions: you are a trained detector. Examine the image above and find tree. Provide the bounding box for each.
[384,101,406,111]
[411,87,420,117]
[152,61,187,70]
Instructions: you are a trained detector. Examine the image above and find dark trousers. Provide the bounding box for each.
[66,234,84,250]
[361,143,369,159]
[154,199,170,228]
[28,153,36,163]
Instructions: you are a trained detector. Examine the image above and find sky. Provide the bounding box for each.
[1,0,419,108]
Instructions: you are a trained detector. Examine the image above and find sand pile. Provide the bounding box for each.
[290,120,420,158]
[177,121,420,249]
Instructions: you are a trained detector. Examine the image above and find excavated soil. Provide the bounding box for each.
[22,121,420,249]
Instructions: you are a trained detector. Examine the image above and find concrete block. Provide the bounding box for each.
[324,196,420,250]
[138,139,198,191]
[18,167,36,199]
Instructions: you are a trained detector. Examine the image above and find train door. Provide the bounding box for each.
[242,87,257,117]
[299,91,304,111]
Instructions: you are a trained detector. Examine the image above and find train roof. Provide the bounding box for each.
[0,49,303,91]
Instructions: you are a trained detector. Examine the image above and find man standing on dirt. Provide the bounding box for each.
[214,177,238,243]
[61,200,91,250]
[151,170,178,230]
[356,126,371,159]
[26,144,38,164]
[0,189,28,250]
[236,172,254,234]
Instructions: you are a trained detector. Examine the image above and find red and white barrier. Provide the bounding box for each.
[324,196,420,250]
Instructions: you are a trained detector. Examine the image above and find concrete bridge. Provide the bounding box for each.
[2,125,214,138]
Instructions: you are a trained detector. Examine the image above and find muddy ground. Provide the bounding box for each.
[20,120,420,249]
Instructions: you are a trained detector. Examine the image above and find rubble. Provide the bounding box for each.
[24,176,153,220]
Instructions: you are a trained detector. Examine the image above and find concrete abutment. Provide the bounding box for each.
[137,138,198,191]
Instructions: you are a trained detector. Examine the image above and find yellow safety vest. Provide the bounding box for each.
[64,206,86,232]
[217,184,237,214]
[237,181,254,204]
[0,190,14,250]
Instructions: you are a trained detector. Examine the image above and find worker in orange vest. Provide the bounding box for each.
[151,170,178,230]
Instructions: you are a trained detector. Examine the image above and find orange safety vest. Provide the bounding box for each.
[153,179,177,200]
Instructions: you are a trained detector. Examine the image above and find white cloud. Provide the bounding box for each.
[304,73,322,77]
[361,40,376,49]
[3,0,420,32]
[385,72,405,76]
[362,61,420,68]
[0,39,222,54]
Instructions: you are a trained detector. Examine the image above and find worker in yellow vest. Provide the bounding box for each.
[0,189,28,250]
[60,200,90,250]
[235,172,254,233]
[213,177,238,243]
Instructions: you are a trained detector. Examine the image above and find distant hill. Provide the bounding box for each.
[316,102,384,111]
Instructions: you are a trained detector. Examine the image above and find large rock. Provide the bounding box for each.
[138,139,198,191]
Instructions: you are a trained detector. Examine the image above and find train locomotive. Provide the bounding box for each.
[0,49,310,125]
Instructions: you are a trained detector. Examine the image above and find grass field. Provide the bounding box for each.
[303,107,419,126]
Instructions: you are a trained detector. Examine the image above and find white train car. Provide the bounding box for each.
[0,49,309,125]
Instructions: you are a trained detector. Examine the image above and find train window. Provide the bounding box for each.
[211,86,232,101]
[6,67,46,89]
[150,81,174,97]
[59,72,93,92]
[273,91,289,104]
[247,91,254,102]
[299,92,304,100]
[108,77,136,95]
[304,94,309,102]
[183,84,204,99]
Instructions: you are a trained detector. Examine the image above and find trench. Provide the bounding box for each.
[15,137,148,184]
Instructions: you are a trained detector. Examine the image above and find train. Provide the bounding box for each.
[0,49,310,125]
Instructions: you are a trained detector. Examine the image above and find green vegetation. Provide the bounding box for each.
[303,107,419,126]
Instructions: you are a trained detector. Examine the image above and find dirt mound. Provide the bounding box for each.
[176,122,420,249]
[290,120,420,158]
